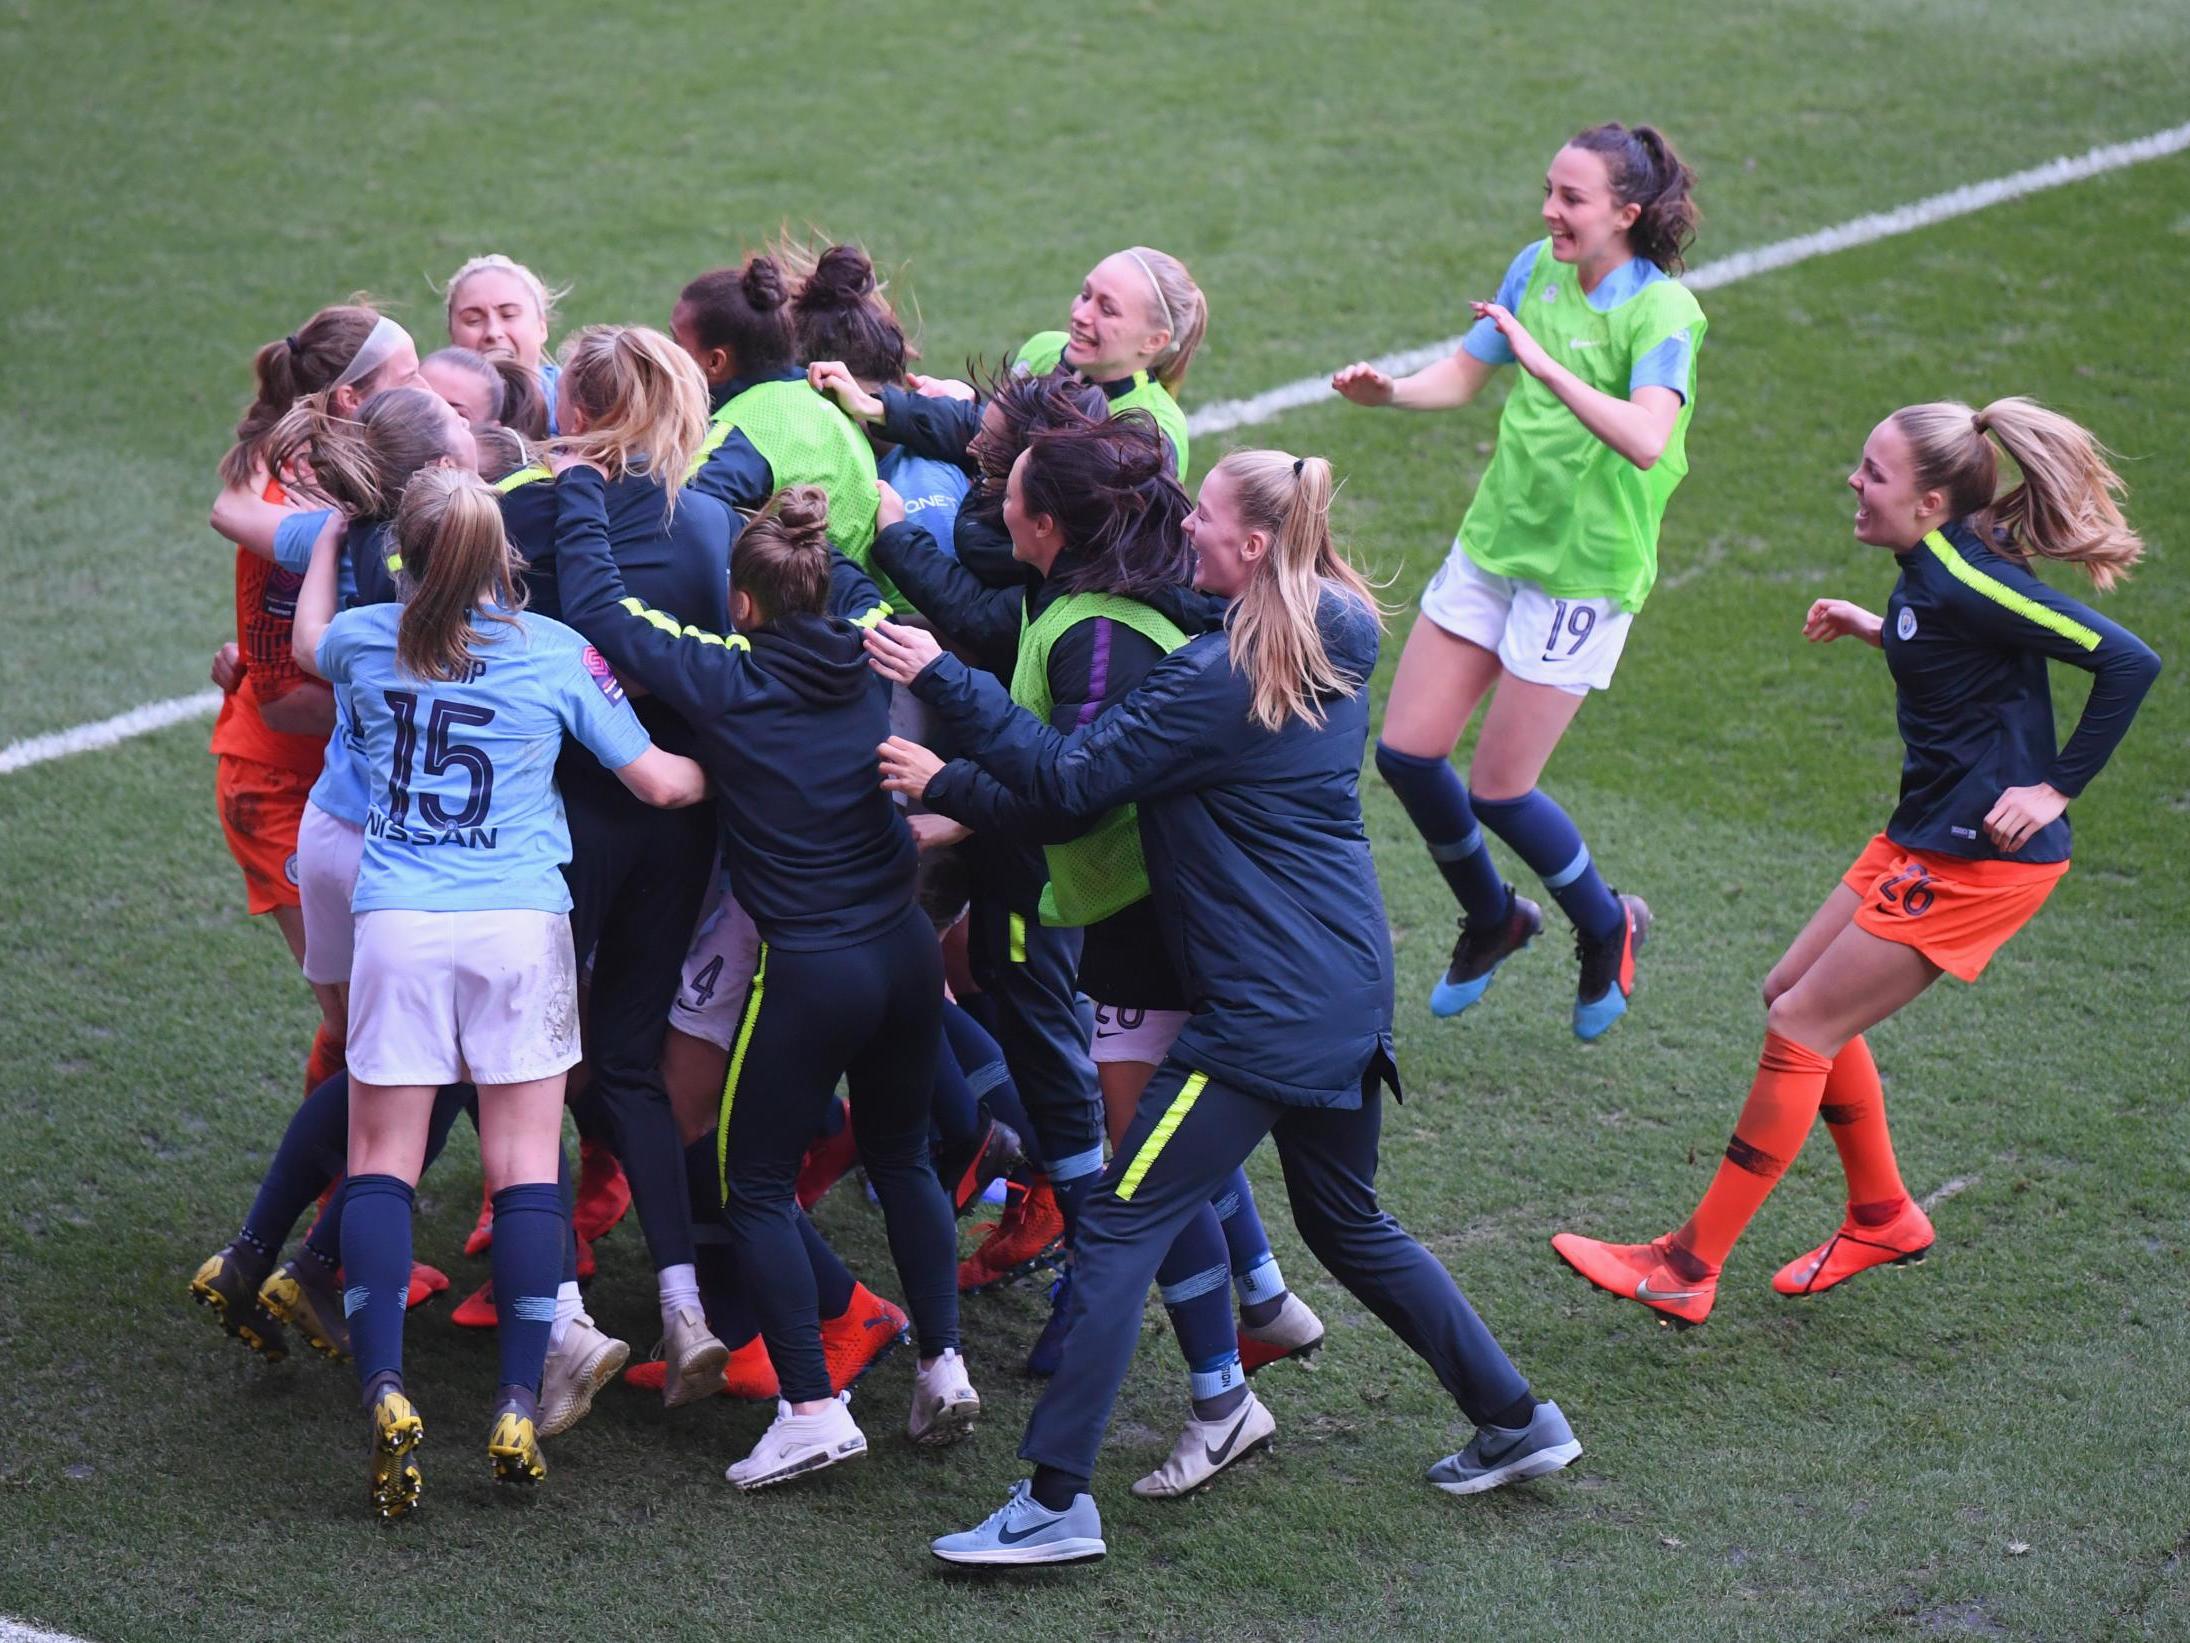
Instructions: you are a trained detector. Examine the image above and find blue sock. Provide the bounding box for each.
[1211,1168,1287,1307]
[300,1084,471,1272]
[1157,1204,1243,1410]
[488,1182,566,1396]
[943,1002,1039,1167]
[339,1174,414,1398]
[1470,788,1621,939]
[239,1071,349,1265]
[1376,742,1507,924]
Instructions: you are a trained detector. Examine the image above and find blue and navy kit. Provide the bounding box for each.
[1882,516,2159,864]
[315,603,652,914]
[548,465,914,950]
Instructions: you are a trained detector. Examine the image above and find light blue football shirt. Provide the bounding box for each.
[316,604,651,913]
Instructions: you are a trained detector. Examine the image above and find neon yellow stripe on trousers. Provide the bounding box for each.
[715,944,769,1205]
[1116,1071,1208,1201]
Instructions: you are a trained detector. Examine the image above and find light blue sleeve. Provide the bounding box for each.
[273,507,337,576]
[1461,241,1544,365]
[1629,329,1695,402]
[551,636,653,771]
[315,608,362,685]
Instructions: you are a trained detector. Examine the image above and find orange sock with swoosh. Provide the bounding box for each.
[1671,1031,1833,1272]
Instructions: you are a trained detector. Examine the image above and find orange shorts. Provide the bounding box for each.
[1841,833,2068,984]
[216,756,311,915]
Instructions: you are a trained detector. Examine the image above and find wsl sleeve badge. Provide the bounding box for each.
[582,645,627,704]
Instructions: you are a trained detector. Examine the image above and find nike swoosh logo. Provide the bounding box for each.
[997,1516,1056,1545]
[1634,1279,1706,1304]
[1204,1407,1253,1467]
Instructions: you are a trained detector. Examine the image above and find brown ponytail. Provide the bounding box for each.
[220,301,382,487]
[392,467,528,682]
[1567,122,1700,274]
[786,239,917,384]
[1893,397,2145,591]
[1212,450,1383,731]
[731,485,833,621]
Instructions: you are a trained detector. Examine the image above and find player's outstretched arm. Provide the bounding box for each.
[1332,348,1495,412]
[1803,598,1884,648]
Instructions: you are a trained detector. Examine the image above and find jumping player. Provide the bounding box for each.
[1553,397,2159,1326]
[1336,122,1703,1039]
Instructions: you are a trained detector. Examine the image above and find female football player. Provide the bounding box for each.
[1336,121,1702,1039]
[1552,397,2158,1326]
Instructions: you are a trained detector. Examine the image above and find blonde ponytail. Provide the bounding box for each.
[1892,396,2144,591]
[393,468,528,681]
[550,324,711,508]
[1214,450,1382,731]
[1978,397,2144,592]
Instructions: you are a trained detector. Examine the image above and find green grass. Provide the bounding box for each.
[3,3,2187,1639]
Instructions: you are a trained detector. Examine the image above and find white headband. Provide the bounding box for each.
[1124,250,1174,336]
[331,316,408,392]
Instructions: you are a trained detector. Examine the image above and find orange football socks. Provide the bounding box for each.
[1672,1031,1834,1272]
[1815,1033,1909,1226]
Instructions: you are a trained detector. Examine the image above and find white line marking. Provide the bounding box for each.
[1186,119,2190,437]
[0,689,223,776]
[2,1619,98,1643]
[5,119,2187,779]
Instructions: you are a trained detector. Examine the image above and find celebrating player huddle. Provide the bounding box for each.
[186,118,2159,1562]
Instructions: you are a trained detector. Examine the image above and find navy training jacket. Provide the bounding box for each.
[911,586,1397,1108]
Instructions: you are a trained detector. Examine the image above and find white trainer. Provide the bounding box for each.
[1239,1291,1326,1373]
[538,1313,631,1439]
[726,1392,868,1490]
[659,1307,731,1409]
[907,1347,981,1445]
[1130,1390,1276,1498]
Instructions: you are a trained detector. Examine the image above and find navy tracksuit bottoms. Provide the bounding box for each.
[1019,1058,1533,1481]
[717,903,960,1403]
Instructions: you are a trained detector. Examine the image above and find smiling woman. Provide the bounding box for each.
[1011,246,1205,475]
[1333,120,1703,1042]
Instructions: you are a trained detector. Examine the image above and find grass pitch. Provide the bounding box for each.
[2,4,2186,1639]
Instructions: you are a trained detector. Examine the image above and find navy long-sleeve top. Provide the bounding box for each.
[549,466,915,950]
[1882,517,2159,862]
[498,467,733,769]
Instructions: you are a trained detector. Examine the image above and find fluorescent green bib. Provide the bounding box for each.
[692,379,900,608]
[1456,251,1704,612]
[1010,590,1187,926]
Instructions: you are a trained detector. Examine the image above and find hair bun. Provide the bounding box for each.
[799,245,876,311]
[742,256,787,312]
[768,483,830,544]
